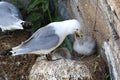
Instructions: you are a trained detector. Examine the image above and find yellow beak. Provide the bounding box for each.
[74,31,82,40]
[74,32,77,40]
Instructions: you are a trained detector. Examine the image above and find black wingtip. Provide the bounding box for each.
[21,21,33,29]
[0,48,13,56]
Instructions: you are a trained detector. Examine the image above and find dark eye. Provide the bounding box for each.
[76,29,78,31]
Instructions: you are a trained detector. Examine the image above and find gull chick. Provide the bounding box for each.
[73,36,96,56]
[46,48,71,61]
[1,19,81,56]
[0,1,32,32]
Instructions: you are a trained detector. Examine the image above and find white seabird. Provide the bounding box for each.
[73,36,96,56]
[0,1,32,32]
[1,19,81,56]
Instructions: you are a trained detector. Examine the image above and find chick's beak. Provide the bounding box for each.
[74,31,82,40]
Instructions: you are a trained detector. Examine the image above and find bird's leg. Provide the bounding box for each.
[46,54,61,61]
[46,54,52,61]
[46,53,62,61]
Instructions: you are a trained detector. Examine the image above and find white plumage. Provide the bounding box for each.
[0,1,32,32]
[1,19,81,56]
[73,36,96,56]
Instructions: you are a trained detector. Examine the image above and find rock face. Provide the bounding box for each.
[30,58,91,80]
[29,56,105,80]
[62,0,120,80]
[77,0,120,80]
[30,0,120,80]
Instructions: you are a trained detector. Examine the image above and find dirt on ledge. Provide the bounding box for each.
[0,30,106,80]
[0,30,38,80]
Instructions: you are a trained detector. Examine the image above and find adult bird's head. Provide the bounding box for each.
[51,19,82,38]
[61,19,82,40]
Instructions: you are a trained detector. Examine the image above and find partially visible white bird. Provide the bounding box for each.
[73,36,96,56]
[1,19,81,56]
[0,1,32,32]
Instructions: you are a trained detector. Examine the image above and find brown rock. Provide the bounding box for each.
[29,55,105,80]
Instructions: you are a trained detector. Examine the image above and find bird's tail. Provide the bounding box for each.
[0,48,13,56]
[0,46,30,56]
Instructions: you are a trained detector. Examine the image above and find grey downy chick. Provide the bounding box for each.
[73,36,96,56]
[46,47,72,61]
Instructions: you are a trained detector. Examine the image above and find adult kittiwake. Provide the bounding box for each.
[1,19,81,56]
[0,1,32,32]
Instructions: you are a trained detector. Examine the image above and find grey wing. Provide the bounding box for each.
[18,26,60,52]
[7,2,22,19]
[0,5,22,27]
[0,1,22,19]
[0,9,22,26]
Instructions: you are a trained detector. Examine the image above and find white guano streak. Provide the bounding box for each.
[103,42,118,80]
